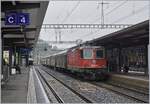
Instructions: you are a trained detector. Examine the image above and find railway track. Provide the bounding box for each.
[47,67,149,103]
[35,67,93,103]
[36,69,64,103]
[106,81,148,95]
[43,66,149,103]
[91,81,149,103]
[38,65,147,103]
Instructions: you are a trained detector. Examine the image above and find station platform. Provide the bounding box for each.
[108,73,149,92]
[110,72,148,80]
[1,65,50,103]
[1,67,29,103]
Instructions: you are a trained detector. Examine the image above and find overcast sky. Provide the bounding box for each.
[39,0,149,49]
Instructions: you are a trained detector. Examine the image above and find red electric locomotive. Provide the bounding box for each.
[41,45,107,80]
[67,46,107,79]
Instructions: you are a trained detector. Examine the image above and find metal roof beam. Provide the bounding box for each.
[4,39,24,43]
[2,2,40,12]
[2,27,36,32]
[102,38,148,47]
[4,42,33,47]
[2,27,36,34]
[2,31,24,34]
[42,24,132,29]
[4,34,24,38]
[89,20,149,43]
[4,38,34,41]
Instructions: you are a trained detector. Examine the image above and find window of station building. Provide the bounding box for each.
[83,48,93,59]
[96,50,104,58]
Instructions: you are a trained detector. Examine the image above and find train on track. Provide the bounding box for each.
[41,45,107,80]
[29,58,34,65]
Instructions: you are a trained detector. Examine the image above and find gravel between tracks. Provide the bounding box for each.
[36,69,59,103]
[93,82,148,102]
[36,66,86,103]
[39,65,138,103]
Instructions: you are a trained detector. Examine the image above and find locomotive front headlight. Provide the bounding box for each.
[92,60,96,64]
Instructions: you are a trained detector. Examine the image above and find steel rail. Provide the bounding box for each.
[106,81,149,95]
[41,66,149,103]
[36,69,64,103]
[32,66,50,103]
[42,68,93,103]
[91,82,148,103]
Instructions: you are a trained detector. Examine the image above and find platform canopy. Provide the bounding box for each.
[1,1,49,49]
[87,20,149,48]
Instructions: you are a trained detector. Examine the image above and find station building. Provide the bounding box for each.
[1,1,49,84]
[87,20,149,75]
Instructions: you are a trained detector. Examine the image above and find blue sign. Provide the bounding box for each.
[20,48,32,55]
[17,13,30,25]
[5,13,30,25]
[5,13,17,25]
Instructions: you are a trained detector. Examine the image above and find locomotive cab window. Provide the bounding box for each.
[83,48,93,59]
[96,50,104,58]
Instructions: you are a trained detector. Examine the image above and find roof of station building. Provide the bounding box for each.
[86,20,149,48]
[1,1,49,50]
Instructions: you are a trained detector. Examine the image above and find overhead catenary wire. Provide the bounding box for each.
[112,4,148,23]
[61,1,80,23]
[80,1,148,39]
[80,4,147,39]
[56,3,67,23]
[57,1,127,40]
[80,0,126,38]
[75,1,121,36]
[105,0,128,16]
[92,0,128,23]
[91,1,119,23]
[44,1,148,45]
[80,4,148,39]
[59,1,80,43]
